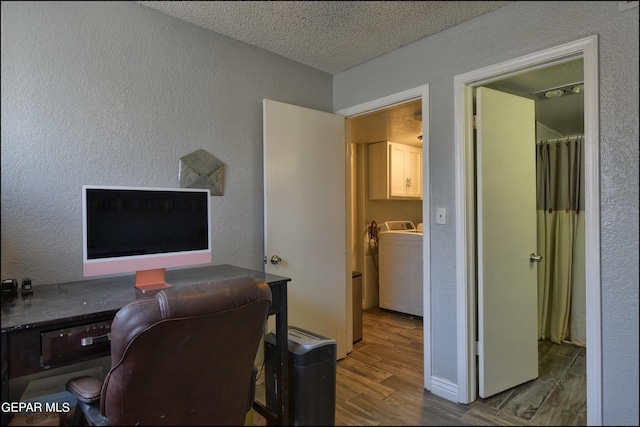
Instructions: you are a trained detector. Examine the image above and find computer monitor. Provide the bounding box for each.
[82,185,211,292]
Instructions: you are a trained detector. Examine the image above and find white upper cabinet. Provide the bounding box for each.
[368,141,422,200]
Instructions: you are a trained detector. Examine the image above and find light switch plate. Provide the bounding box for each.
[436,208,446,225]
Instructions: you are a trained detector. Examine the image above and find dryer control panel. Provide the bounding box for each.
[380,221,416,232]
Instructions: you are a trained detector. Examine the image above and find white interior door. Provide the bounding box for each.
[263,99,349,359]
[476,87,538,398]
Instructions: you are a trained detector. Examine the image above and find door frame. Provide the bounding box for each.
[454,35,601,423]
[336,84,432,391]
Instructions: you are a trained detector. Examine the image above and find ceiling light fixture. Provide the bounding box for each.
[544,89,566,99]
[533,81,584,100]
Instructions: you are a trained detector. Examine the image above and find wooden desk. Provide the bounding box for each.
[1,264,291,426]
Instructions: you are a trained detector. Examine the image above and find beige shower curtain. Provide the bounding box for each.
[536,136,586,346]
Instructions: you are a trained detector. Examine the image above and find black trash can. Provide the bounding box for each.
[352,271,363,343]
[265,326,336,426]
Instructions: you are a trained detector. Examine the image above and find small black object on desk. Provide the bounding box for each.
[1,279,18,299]
[21,278,33,296]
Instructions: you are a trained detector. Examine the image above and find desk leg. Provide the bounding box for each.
[276,283,289,426]
[1,332,10,426]
[253,280,290,426]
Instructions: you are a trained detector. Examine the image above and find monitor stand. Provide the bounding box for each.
[135,268,172,293]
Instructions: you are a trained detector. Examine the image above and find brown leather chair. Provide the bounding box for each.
[65,276,272,426]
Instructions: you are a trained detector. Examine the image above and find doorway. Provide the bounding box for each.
[349,98,423,307]
[454,36,601,423]
[483,59,586,350]
[337,84,432,391]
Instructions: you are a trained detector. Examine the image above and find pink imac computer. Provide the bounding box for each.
[82,185,212,292]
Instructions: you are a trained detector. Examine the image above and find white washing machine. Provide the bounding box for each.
[378,220,423,316]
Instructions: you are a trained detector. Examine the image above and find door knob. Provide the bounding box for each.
[270,255,282,265]
[529,253,543,262]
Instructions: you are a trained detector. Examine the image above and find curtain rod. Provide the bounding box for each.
[537,134,584,144]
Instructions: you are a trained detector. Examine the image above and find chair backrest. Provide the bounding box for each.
[101,276,272,426]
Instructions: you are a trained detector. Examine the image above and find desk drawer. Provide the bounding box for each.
[41,320,112,365]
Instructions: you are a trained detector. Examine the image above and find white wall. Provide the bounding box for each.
[1,1,332,285]
[333,2,639,425]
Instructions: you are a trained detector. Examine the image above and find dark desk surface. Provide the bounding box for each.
[1,264,290,332]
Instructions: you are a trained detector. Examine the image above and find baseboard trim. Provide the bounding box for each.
[363,298,378,309]
[430,376,459,403]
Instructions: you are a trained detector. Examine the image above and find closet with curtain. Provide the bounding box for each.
[536,134,586,347]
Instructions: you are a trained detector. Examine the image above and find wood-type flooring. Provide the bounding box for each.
[253,306,586,426]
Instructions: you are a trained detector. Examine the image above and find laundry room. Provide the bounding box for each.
[348,98,424,315]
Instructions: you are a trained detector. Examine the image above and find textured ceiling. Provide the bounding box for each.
[136,1,511,74]
[134,1,582,142]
